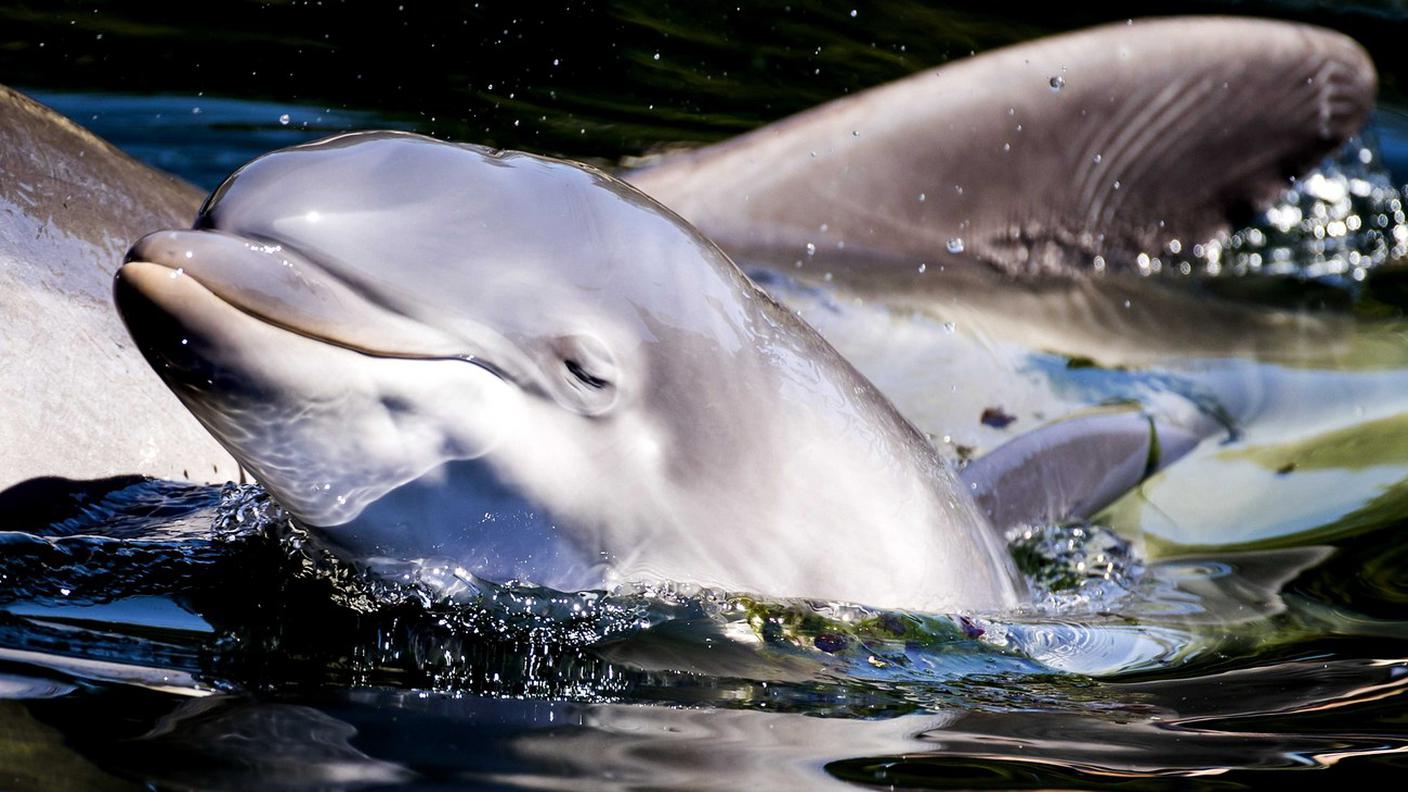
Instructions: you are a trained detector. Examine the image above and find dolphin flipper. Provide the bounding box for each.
[960,411,1202,532]
[627,17,1376,276]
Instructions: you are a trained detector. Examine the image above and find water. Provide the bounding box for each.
[7,1,1408,789]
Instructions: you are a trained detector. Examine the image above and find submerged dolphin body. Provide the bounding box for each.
[110,17,1379,612]
[115,133,1025,613]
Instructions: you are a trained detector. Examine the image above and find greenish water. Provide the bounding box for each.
[6,1,1408,790]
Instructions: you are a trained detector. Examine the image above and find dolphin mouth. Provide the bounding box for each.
[119,229,513,382]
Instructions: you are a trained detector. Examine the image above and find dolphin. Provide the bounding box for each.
[626,17,1376,374]
[626,15,1383,463]
[0,84,238,491]
[112,131,1051,613]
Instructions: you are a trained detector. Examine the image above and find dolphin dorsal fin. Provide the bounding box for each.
[959,410,1202,532]
[627,17,1375,276]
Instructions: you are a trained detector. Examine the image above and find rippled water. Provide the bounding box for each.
[7,1,1408,789]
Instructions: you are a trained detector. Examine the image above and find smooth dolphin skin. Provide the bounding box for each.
[628,17,1377,364]
[0,85,238,489]
[630,16,1375,280]
[115,131,1022,613]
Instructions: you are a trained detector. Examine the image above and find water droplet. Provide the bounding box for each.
[1092,153,1102,164]
[918,262,927,273]
[1049,75,1065,92]
[943,321,957,333]
[918,192,926,202]
[278,113,290,125]
[849,9,857,17]
[805,242,816,256]
[653,52,660,61]
[946,237,965,253]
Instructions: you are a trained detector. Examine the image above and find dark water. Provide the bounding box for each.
[7,1,1408,789]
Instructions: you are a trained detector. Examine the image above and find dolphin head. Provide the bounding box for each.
[115,131,1018,611]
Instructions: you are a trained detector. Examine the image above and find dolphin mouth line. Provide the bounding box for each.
[121,258,514,383]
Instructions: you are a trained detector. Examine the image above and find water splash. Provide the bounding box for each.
[1186,137,1408,281]
[0,479,1345,698]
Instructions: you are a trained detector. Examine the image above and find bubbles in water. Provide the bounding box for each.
[278,113,290,125]
[946,237,965,253]
[1008,523,1142,615]
[1048,75,1065,92]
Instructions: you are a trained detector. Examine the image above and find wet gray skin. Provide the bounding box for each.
[628,17,1377,364]
[0,85,237,488]
[115,132,1023,613]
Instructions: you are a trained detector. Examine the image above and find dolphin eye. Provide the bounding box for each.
[565,359,610,390]
[548,334,618,416]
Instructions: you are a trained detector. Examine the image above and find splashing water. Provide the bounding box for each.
[0,476,1327,703]
[1180,138,1408,281]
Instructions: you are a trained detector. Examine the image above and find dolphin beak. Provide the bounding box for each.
[122,230,471,361]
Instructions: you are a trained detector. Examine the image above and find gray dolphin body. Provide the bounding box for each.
[0,85,237,489]
[114,132,1022,613]
[627,17,1375,363]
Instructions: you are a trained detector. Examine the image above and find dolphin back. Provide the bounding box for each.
[627,17,1376,277]
[0,85,239,490]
